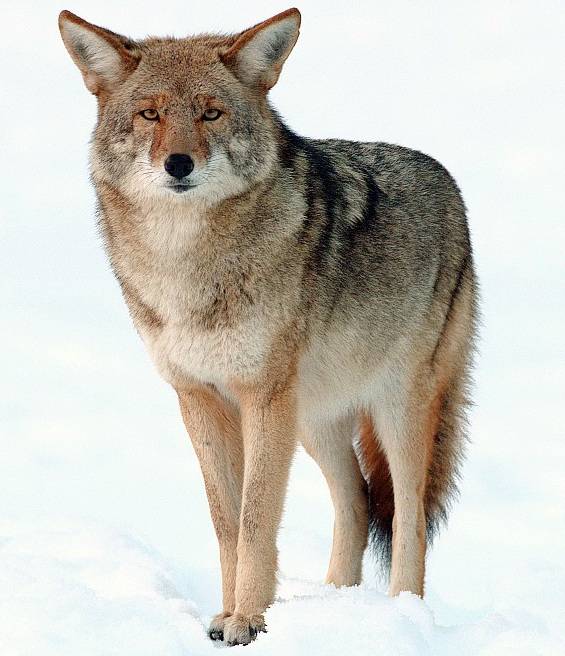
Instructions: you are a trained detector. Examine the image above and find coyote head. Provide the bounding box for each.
[59,9,300,206]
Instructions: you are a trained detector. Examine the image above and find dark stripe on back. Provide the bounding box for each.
[277,120,384,321]
[277,120,305,171]
[278,122,347,272]
[324,170,383,320]
[279,121,390,320]
[305,143,345,272]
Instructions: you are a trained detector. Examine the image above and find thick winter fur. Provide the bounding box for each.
[59,7,478,646]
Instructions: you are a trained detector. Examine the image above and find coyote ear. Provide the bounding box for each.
[58,10,140,95]
[221,8,301,91]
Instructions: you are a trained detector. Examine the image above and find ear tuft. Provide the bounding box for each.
[58,10,139,95]
[221,8,301,91]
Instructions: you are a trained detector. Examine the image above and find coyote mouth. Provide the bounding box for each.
[168,183,195,194]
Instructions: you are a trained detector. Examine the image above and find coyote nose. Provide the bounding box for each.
[164,153,194,179]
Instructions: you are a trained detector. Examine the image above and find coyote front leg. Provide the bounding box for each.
[222,383,297,646]
[176,386,244,641]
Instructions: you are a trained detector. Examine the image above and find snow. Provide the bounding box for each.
[1,520,561,656]
[2,0,565,654]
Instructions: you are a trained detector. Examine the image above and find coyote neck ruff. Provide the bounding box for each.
[96,132,308,394]
[60,7,478,647]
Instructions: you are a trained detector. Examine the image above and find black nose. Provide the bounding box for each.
[164,153,194,179]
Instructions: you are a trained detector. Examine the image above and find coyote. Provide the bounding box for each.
[59,7,477,645]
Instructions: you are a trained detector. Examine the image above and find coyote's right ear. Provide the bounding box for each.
[58,10,140,95]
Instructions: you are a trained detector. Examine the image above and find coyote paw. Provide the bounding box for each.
[223,613,266,646]
[208,611,232,641]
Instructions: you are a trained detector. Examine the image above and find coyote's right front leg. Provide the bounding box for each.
[176,385,244,641]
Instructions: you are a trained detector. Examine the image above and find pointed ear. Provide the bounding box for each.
[58,10,140,95]
[221,8,301,91]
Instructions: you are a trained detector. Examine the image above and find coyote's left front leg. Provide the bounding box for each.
[223,382,297,646]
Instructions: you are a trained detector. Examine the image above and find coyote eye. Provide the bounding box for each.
[203,108,222,121]
[140,109,159,121]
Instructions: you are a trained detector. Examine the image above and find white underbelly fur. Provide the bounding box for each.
[140,314,395,436]
[141,316,272,392]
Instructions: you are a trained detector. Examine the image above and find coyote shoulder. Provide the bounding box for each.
[60,7,477,646]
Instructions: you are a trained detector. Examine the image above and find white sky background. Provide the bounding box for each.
[1,0,564,652]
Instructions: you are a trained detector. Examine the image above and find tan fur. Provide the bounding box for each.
[302,416,368,586]
[230,381,296,632]
[148,107,211,168]
[177,385,243,615]
[373,376,431,597]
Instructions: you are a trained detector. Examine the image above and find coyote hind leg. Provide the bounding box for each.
[301,416,368,587]
[370,375,444,597]
[368,356,469,597]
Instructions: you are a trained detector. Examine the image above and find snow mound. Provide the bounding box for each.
[0,521,558,655]
[0,521,203,656]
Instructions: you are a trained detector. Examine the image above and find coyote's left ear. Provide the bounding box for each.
[221,8,301,91]
[58,10,140,95]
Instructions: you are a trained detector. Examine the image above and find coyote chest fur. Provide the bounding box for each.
[60,6,477,647]
[103,189,307,391]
